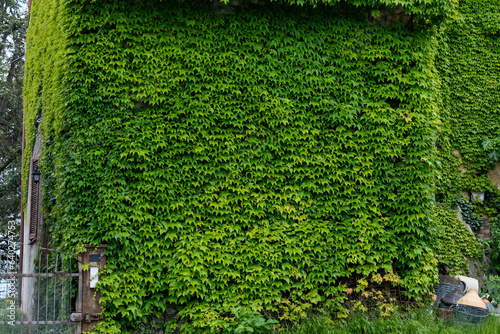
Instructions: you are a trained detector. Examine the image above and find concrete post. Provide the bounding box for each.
[79,245,107,333]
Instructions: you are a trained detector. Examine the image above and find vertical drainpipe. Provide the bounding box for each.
[19,0,32,302]
[27,0,32,23]
[18,123,25,302]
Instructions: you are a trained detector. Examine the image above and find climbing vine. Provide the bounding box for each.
[480,137,500,162]
[452,196,483,232]
[433,206,484,276]
[433,2,500,273]
[485,192,500,272]
[435,0,500,202]
[22,0,459,332]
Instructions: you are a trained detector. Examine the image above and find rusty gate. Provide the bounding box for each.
[0,242,82,333]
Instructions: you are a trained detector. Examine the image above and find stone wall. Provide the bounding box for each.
[488,161,500,191]
[476,217,491,240]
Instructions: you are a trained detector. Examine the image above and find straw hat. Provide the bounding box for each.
[457,289,487,309]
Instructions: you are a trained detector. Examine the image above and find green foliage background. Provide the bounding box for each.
[435,0,500,199]
[22,0,459,332]
[432,206,483,276]
[433,0,500,278]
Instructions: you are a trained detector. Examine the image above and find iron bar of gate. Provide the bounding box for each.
[69,257,73,334]
[54,254,57,328]
[0,274,79,278]
[45,254,48,326]
[0,321,75,325]
[37,250,41,334]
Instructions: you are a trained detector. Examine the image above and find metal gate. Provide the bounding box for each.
[1,243,82,334]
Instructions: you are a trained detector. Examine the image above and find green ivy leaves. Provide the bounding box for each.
[24,0,443,332]
[435,0,500,201]
[433,206,484,276]
[479,137,500,162]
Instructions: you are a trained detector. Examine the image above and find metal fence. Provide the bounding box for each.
[0,243,80,334]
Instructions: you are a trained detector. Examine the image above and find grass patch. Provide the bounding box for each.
[274,308,500,334]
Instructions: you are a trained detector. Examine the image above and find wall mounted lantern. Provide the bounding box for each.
[32,168,41,183]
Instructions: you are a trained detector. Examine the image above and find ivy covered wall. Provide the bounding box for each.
[434,0,500,275]
[433,206,483,276]
[23,0,454,332]
[435,0,500,199]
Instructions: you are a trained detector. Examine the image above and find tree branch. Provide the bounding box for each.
[0,146,20,174]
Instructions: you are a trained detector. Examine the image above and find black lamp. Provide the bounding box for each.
[32,167,41,183]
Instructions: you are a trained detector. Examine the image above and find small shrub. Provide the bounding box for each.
[223,308,278,334]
